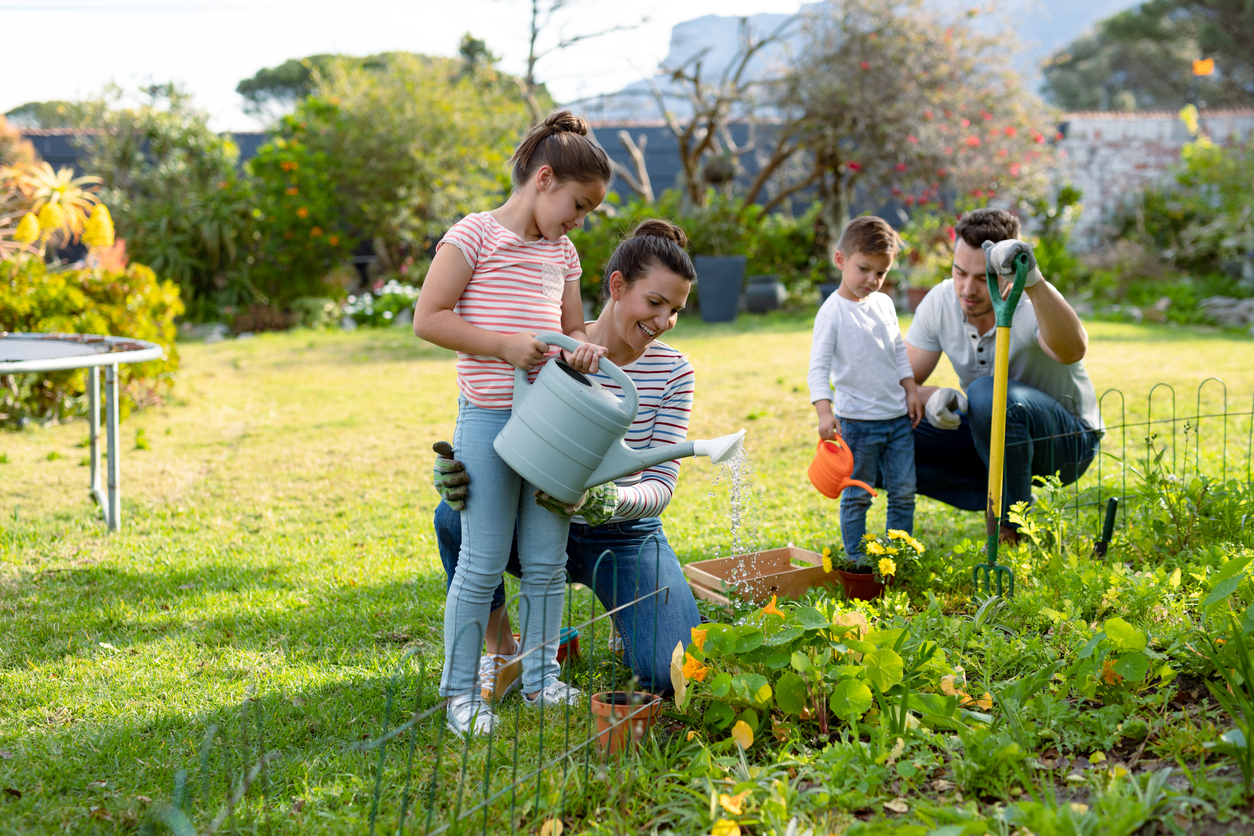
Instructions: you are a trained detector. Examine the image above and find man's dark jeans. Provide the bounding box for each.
[910,376,1101,515]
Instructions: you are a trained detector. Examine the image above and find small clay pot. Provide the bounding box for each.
[837,569,886,601]
[906,286,931,312]
[590,691,662,754]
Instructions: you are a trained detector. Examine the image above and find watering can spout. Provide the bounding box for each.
[584,429,746,489]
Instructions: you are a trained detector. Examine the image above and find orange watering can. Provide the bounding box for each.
[807,437,877,499]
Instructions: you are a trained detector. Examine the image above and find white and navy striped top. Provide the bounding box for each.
[573,339,695,523]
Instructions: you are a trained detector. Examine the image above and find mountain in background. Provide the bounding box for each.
[572,0,1139,121]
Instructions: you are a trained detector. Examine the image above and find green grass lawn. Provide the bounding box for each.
[1,313,1253,834]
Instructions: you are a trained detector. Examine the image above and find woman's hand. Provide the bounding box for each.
[562,342,607,375]
[534,482,619,526]
[499,332,550,370]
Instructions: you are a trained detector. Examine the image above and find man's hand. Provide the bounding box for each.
[924,387,968,430]
[534,482,620,526]
[499,332,550,370]
[562,342,607,375]
[433,442,469,511]
[984,239,1043,290]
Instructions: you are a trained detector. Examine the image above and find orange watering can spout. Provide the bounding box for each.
[807,437,878,498]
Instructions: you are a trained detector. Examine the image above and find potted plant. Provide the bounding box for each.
[744,274,786,313]
[827,530,924,601]
[590,691,662,754]
[687,194,760,323]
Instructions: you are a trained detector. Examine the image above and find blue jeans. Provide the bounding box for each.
[435,502,700,694]
[440,398,571,697]
[911,376,1101,517]
[838,415,916,561]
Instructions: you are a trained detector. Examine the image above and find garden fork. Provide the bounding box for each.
[971,245,1030,598]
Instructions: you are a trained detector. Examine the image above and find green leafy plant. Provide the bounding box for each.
[343,280,419,328]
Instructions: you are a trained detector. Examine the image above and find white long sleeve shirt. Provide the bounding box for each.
[807,292,913,420]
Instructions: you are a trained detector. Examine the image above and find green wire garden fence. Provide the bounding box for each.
[143,379,1254,835]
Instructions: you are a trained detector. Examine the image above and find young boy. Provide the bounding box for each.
[807,216,923,562]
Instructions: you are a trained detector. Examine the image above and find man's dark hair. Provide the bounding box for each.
[953,208,1021,250]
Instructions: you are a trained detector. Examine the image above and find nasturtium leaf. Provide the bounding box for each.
[790,651,812,674]
[829,679,873,719]
[670,642,687,709]
[792,607,831,631]
[711,672,732,699]
[736,708,760,732]
[1103,617,1147,653]
[763,625,804,646]
[734,626,764,653]
[1242,605,1254,636]
[1078,632,1108,660]
[734,674,772,707]
[1112,652,1150,683]
[705,700,734,730]
[1203,554,1254,608]
[731,720,754,749]
[864,647,905,693]
[763,647,793,670]
[775,671,807,715]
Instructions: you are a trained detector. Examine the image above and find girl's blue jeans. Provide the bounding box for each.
[436,502,701,694]
[838,414,916,561]
[440,398,571,697]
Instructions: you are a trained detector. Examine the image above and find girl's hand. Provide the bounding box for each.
[563,342,607,375]
[499,332,550,370]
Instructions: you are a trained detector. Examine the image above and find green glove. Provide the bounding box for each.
[433,449,469,511]
[534,482,620,526]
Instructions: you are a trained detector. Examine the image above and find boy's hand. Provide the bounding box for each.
[817,412,838,440]
[563,342,607,375]
[906,388,924,428]
[499,332,550,370]
[924,387,968,430]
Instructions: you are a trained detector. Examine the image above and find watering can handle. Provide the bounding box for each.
[516,331,640,420]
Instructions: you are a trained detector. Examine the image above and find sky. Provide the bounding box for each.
[0,0,805,131]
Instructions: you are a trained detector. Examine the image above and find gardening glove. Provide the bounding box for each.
[432,441,469,511]
[983,239,1043,289]
[534,482,620,526]
[925,387,968,430]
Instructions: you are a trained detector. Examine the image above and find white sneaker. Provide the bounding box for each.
[479,653,521,704]
[523,679,583,708]
[445,694,496,736]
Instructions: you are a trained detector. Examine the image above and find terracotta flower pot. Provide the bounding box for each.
[906,286,931,312]
[590,691,662,754]
[837,569,886,601]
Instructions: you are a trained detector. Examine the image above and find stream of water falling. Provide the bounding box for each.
[710,447,768,593]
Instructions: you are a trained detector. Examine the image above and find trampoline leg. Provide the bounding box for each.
[88,367,107,514]
[105,364,120,532]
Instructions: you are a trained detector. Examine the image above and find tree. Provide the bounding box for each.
[295,53,530,277]
[236,52,402,120]
[786,0,1054,245]
[1041,0,1254,111]
[3,100,87,129]
[79,85,253,314]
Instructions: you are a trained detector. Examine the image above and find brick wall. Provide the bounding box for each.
[1055,110,1254,250]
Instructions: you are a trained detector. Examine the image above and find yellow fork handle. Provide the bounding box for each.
[986,325,1011,533]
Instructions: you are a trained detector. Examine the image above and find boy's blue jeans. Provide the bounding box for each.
[838,415,916,561]
[440,398,570,698]
[436,501,700,694]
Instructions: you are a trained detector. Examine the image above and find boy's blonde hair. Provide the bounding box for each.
[836,216,904,259]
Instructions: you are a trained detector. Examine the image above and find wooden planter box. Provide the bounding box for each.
[683,547,839,606]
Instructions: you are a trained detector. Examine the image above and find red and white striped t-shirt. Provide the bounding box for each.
[438,212,582,409]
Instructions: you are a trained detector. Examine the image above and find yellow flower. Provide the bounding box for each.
[887,530,906,540]
[82,204,115,249]
[822,552,833,573]
[878,557,897,578]
[711,820,741,836]
[690,627,708,651]
[885,546,899,556]
[761,595,784,619]
[718,790,752,815]
[865,541,886,556]
[905,535,925,554]
[14,213,39,245]
[682,653,709,682]
[37,202,65,232]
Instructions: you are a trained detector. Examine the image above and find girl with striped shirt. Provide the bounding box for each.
[413,111,612,735]
[434,219,703,702]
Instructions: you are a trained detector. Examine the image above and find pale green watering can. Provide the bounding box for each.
[494,332,746,505]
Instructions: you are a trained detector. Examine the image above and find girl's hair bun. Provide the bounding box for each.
[543,110,590,136]
[631,219,689,249]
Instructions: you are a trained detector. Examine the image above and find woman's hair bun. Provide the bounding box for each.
[543,110,590,137]
[631,219,689,249]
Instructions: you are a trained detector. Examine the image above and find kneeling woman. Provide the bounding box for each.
[435,219,701,699]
